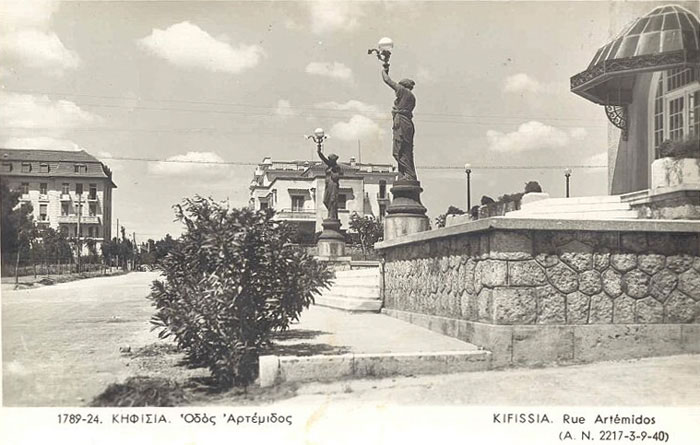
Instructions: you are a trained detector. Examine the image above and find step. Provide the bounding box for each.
[520,203,632,213]
[314,295,382,312]
[522,196,622,206]
[259,349,492,387]
[335,268,380,278]
[507,211,639,219]
[321,285,380,300]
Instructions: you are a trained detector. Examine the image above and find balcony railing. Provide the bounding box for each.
[57,215,101,224]
[274,209,317,220]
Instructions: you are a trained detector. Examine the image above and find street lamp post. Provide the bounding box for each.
[305,127,328,151]
[465,163,472,211]
[367,37,393,72]
[564,168,572,198]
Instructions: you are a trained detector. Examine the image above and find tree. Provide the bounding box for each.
[348,212,383,256]
[524,181,543,193]
[435,205,465,229]
[149,197,333,387]
[1,180,36,282]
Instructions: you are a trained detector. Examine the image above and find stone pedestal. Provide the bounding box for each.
[384,180,429,240]
[317,218,347,258]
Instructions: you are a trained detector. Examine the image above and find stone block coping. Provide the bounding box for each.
[258,350,492,387]
[375,216,700,250]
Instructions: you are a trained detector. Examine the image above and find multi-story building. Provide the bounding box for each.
[0,148,117,251]
[249,156,397,239]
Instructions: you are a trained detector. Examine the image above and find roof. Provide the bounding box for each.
[0,148,116,186]
[571,5,700,105]
[590,5,699,67]
[0,148,102,163]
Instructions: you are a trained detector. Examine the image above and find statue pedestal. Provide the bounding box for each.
[317,218,347,259]
[384,180,429,240]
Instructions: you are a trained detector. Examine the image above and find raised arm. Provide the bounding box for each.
[382,68,398,91]
[317,147,330,166]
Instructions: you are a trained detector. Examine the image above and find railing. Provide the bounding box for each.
[274,209,317,220]
[57,215,101,224]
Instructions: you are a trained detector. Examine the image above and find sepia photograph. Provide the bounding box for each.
[1,0,699,443]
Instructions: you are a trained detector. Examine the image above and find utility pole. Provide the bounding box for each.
[357,140,362,164]
[132,231,136,271]
[115,218,119,269]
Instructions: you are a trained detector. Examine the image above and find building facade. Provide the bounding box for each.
[249,156,397,239]
[571,4,699,195]
[0,149,117,250]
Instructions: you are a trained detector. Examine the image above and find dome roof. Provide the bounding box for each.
[571,5,700,105]
[588,5,699,68]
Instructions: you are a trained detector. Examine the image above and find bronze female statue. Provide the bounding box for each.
[317,147,341,220]
[382,67,417,181]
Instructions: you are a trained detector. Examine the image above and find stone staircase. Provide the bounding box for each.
[505,195,639,219]
[314,267,382,312]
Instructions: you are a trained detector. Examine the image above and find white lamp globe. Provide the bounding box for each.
[378,37,393,51]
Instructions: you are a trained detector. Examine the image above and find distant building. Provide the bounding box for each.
[249,156,397,239]
[0,148,117,250]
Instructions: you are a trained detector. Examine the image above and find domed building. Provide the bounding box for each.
[571,4,699,213]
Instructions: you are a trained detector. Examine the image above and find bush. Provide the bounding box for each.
[149,197,333,388]
[659,136,700,159]
[524,181,542,193]
[348,213,383,255]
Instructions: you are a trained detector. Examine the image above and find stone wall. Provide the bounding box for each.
[376,219,700,365]
[383,229,700,326]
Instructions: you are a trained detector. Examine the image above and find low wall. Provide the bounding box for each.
[375,218,700,366]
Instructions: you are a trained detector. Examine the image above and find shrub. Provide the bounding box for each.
[348,212,383,255]
[435,206,466,228]
[659,136,700,159]
[149,197,333,388]
[524,181,543,193]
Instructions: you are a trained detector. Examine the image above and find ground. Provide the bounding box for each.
[2,272,699,407]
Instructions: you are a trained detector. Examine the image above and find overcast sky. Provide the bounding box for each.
[2,1,697,240]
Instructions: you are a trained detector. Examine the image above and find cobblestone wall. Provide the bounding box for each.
[383,229,700,325]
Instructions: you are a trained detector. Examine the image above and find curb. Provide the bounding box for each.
[259,350,492,387]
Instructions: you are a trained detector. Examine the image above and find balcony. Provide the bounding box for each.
[376,192,390,204]
[274,209,317,221]
[60,194,72,201]
[57,215,101,224]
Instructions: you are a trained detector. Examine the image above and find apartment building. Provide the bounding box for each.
[249,156,397,239]
[0,148,117,250]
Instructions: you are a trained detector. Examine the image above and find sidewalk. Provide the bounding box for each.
[260,305,488,386]
[1,268,126,292]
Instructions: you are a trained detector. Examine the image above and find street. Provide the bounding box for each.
[2,272,160,406]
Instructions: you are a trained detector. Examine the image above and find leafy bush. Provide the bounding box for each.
[524,181,543,193]
[149,197,333,388]
[659,136,700,159]
[348,212,383,255]
[435,206,466,228]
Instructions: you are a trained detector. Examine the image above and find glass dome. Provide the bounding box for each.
[571,5,699,105]
[589,5,699,67]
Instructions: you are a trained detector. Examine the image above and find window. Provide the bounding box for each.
[338,194,347,210]
[39,163,49,173]
[89,184,97,200]
[88,227,95,238]
[20,183,29,196]
[379,180,387,198]
[259,200,269,210]
[61,202,70,216]
[1,163,11,172]
[74,164,87,174]
[40,183,47,195]
[76,183,83,195]
[62,183,70,195]
[291,195,305,212]
[89,202,97,216]
[39,204,48,221]
[21,163,31,173]
[60,226,69,236]
[652,68,700,158]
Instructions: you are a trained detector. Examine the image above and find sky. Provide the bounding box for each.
[2,0,697,240]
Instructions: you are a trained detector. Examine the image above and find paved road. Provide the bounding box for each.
[2,272,160,406]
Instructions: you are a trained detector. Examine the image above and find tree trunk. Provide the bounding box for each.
[14,249,21,287]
